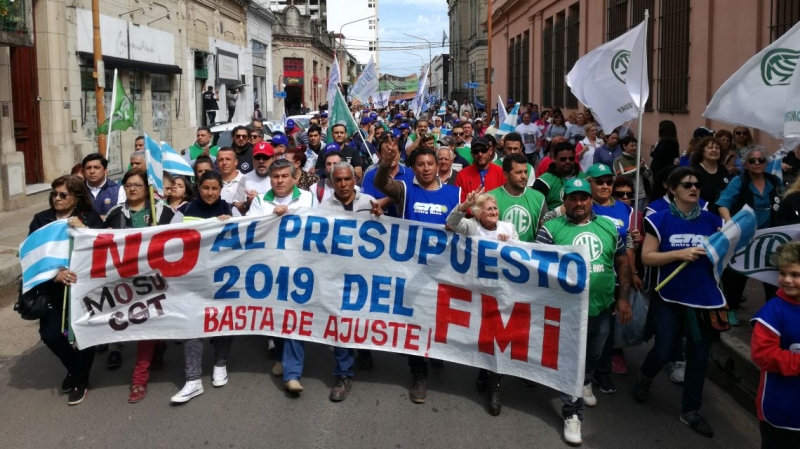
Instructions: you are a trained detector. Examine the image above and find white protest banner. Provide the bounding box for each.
[68,209,590,396]
[730,224,800,286]
[351,56,379,104]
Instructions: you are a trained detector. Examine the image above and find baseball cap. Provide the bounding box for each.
[585,163,614,179]
[395,114,403,120]
[253,142,275,157]
[286,119,296,129]
[324,142,341,153]
[470,136,490,150]
[399,123,409,130]
[360,116,372,125]
[271,134,289,147]
[370,112,378,119]
[693,126,714,140]
[320,112,328,118]
[563,178,592,196]
[271,124,285,134]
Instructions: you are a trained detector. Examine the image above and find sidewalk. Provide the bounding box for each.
[0,199,48,287]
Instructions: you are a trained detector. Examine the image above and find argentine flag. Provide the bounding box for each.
[160,142,194,177]
[144,134,164,196]
[496,102,520,137]
[19,220,70,294]
[701,205,758,282]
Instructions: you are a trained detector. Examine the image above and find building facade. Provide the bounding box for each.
[327,0,379,67]
[449,0,488,102]
[430,53,450,101]
[490,0,800,151]
[268,0,325,21]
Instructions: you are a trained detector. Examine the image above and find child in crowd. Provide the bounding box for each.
[750,241,800,449]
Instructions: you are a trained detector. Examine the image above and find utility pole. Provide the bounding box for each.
[92,0,106,156]
[487,0,492,112]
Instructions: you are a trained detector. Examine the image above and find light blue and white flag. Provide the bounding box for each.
[496,102,520,137]
[144,134,164,196]
[767,154,785,186]
[437,102,446,116]
[19,220,70,294]
[351,56,379,104]
[327,54,341,107]
[497,95,508,126]
[160,142,194,177]
[701,205,758,282]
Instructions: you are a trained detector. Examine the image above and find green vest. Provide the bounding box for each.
[493,158,534,181]
[537,171,586,210]
[488,186,545,242]
[188,143,220,160]
[542,215,618,316]
[408,133,439,145]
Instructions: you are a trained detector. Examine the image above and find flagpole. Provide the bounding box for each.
[149,185,158,227]
[654,260,689,292]
[633,10,649,225]
[105,69,118,159]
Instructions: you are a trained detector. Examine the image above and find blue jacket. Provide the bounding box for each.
[593,144,623,167]
[89,178,122,216]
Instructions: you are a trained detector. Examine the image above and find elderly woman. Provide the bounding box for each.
[28,175,103,405]
[717,147,783,324]
[446,187,518,417]
[104,169,175,403]
[636,167,723,439]
[576,123,603,172]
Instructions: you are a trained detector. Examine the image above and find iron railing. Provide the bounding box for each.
[657,0,690,113]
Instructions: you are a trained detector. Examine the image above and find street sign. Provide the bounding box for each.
[274,92,287,99]
[468,82,479,89]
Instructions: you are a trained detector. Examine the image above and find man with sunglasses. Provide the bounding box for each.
[455,136,506,202]
[536,177,632,445]
[244,142,275,196]
[230,125,255,174]
[374,142,460,404]
[534,141,587,210]
[451,124,472,163]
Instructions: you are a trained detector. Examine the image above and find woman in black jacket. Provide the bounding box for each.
[28,175,103,405]
[650,120,680,176]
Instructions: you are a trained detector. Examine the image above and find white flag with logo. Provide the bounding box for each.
[705,21,800,138]
[351,56,379,104]
[784,49,800,139]
[566,20,649,132]
[327,54,341,107]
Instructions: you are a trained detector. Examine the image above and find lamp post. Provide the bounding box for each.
[403,33,432,95]
[337,16,373,91]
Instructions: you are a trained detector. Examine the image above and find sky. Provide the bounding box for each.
[377,0,449,77]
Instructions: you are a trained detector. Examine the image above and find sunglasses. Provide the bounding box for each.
[613,191,633,198]
[471,147,491,154]
[734,131,748,136]
[234,135,248,139]
[593,179,614,186]
[679,181,702,189]
[747,157,766,164]
[250,135,260,139]
[453,132,465,136]
[50,191,71,200]
[557,156,574,162]
[254,155,273,161]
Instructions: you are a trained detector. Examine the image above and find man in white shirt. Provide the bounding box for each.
[216,147,248,214]
[244,142,275,197]
[515,112,543,165]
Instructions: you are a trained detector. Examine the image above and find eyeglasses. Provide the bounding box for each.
[593,179,614,186]
[50,191,71,200]
[613,191,633,198]
[735,131,748,136]
[254,155,273,161]
[679,181,702,189]
[250,135,260,139]
[557,156,574,162]
[234,134,248,139]
[747,157,766,164]
[471,147,491,154]
[453,132,464,136]
[124,183,145,190]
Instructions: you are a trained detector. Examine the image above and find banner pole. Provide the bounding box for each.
[149,185,158,227]
[105,69,118,159]
[654,260,689,292]
[62,236,73,337]
[633,10,649,226]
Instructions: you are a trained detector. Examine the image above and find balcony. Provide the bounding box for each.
[0,0,33,46]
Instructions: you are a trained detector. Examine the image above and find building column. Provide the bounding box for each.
[0,48,27,211]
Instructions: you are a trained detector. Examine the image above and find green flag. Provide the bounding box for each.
[96,76,134,135]
[330,88,358,138]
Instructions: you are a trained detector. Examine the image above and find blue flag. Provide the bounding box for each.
[701,205,758,282]
[19,221,70,294]
[144,134,164,196]
[160,142,194,176]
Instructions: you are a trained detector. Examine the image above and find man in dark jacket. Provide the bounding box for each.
[81,153,124,218]
[230,125,254,174]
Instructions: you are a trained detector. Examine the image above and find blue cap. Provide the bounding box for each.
[370,112,378,119]
[395,114,403,120]
[399,123,409,130]
[360,116,372,125]
[271,134,289,147]
[324,142,341,153]
[286,119,296,129]
[321,112,328,118]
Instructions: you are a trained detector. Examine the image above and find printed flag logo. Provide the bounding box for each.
[761,49,800,86]
[611,50,631,83]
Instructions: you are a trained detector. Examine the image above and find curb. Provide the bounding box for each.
[0,259,20,289]
[710,331,760,402]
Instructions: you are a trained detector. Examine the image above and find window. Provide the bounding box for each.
[553,12,566,107]
[542,18,554,107]
[313,60,318,76]
[283,58,304,73]
[508,36,515,102]
[521,32,530,104]
[565,4,580,108]
[252,41,267,67]
[369,41,377,52]
[771,0,800,41]
[657,0,690,113]
[368,0,375,8]
[606,0,628,41]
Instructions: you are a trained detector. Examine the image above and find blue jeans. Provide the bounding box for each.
[639,294,712,413]
[282,339,355,382]
[562,308,612,420]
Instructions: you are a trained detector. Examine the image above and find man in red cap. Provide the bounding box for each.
[244,142,275,198]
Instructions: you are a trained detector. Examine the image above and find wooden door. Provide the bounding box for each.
[10,44,42,184]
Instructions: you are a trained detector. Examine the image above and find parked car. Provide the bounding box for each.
[210,121,278,148]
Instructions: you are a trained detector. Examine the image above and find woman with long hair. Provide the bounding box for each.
[576,123,603,172]
[284,146,319,191]
[650,120,680,176]
[28,175,103,405]
[690,137,732,215]
[715,129,741,176]
[776,171,800,226]
[732,126,755,156]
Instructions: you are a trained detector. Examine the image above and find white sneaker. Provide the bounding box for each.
[563,415,582,445]
[582,383,597,407]
[212,365,228,387]
[171,380,204,403]
[284,379,304,392]
[670,361,686,384]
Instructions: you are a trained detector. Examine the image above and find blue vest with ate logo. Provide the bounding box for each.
[646,209,724,308]
[402,180,460,225]
[752,297,800,430]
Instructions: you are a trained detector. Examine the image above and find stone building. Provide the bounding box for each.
[448,0,488,102]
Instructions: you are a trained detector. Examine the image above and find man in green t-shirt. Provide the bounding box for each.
[493,132,536,187]
[404,119,439,156]
[184,126,219,162]
[489,153,546,242]
[535,177,631,446]
[533,140,585,210]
